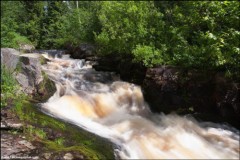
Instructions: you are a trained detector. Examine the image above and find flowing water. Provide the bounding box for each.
[40,53,240,159]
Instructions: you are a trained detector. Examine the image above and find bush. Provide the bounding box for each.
[1,31,31,49]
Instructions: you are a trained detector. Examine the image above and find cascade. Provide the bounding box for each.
[40,53,239,159]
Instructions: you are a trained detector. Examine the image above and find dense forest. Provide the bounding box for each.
[1,1,239,78]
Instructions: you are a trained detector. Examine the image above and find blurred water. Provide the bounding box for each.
[40,53,240,159]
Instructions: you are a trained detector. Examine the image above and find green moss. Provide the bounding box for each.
[15,61,23,73]
[34,71,56,101]
[2,64,114,159]
[41,140,107,160]
[39,55,47,65]
[13,101,114,159]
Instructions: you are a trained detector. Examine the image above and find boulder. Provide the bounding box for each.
[1,48,56,100]
[1,48,20,71]
[66,43,95,59]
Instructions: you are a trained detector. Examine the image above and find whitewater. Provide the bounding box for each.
[40,53,239,159]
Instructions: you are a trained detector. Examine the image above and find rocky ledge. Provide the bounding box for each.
[1,48,56,101]
[1,48,114,160]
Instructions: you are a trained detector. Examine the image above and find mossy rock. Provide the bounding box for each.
[35,72,56,102]
[14,101,115,159]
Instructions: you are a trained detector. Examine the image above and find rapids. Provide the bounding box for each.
[40,53,240,159]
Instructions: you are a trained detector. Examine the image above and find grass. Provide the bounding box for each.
[1,65,27,108]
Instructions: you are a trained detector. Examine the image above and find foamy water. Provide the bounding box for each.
[40,53,240,159]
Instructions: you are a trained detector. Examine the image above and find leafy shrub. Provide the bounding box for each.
[133,45,165,67]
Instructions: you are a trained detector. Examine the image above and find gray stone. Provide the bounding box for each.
[64,153,73,160]
[1,48,20,71]
[43,153,51,159]
[18,140,36,150]
[14,54,44,95]
[1,48,56,100]
[7,122,23,129]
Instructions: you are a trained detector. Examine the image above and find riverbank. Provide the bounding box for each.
[66,45,240,129]
[1,48,115,160]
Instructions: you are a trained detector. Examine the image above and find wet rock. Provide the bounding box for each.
[66,43,95,59]
[93,54,121,73]
[93,55,146,85]
[143,66,240,128]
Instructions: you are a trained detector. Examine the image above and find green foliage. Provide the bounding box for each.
[1,31,31,49]
[55,138,65,146]
[1,1,31,48]
[1,65,26,108]
[95,1,239,77]
[95,1,163,55]
[133,45,165,67]
[1,1,239,77]
[55,2,100,48]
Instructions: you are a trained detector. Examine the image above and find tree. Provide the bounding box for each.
[1,1,30,48]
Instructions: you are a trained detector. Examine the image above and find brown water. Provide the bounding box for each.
[40,53,240,159]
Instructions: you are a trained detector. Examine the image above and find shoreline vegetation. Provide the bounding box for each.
[1,1,239,79]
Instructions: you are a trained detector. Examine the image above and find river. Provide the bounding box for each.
[40,53,239,159]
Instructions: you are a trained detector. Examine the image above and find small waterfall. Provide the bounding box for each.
[40,54,240,159]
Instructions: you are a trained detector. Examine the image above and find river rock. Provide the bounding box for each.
[64,153,73,160]
[43,153,52,159]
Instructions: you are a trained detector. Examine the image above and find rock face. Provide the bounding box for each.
[65,43,96,60]
[1,48,20,71]
[93,55,147,85]
[90,53,239,128]
[142,66,240,128]
[1,48,56,100]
